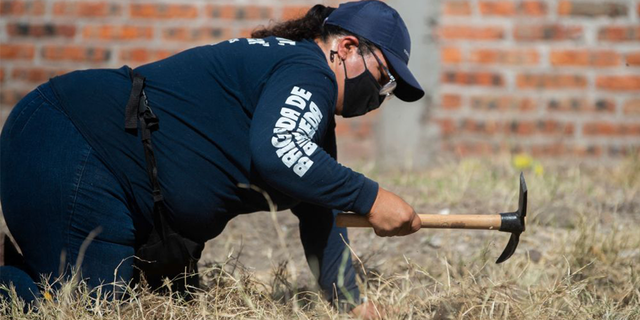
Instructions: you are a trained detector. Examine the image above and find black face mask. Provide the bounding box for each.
[341,53,386,118]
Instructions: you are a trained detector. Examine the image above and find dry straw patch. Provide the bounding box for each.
[1,154,639,319]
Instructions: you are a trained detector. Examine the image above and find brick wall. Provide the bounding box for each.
[1,0,639,161]
[436,0,640,158]
[0,0,343,121]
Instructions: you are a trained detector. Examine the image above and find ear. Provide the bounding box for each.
[336,35,360,60]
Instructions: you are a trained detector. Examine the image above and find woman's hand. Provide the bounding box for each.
[367,187,421,237]
[350,301,383,319]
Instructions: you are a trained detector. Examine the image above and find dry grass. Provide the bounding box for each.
[1,154,639,319]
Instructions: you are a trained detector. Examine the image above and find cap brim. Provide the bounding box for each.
[381,47,425,102]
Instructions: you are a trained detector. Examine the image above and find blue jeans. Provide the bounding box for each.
[0,83,139,303]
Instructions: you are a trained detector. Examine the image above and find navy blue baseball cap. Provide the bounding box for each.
[325,0,425,102]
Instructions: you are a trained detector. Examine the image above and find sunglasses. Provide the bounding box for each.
[370,50,397,98]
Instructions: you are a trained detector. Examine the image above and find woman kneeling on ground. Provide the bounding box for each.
[0,1,424,318]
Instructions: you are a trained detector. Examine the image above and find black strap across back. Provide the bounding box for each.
[125,68,203,289]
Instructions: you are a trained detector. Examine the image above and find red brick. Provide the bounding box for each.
[547,98,615,113]
[550,50,620,67]
[571,145,604,157]
[237,28,254,39]
[207,5,234,19]
[41,45,111,62]
[0,88,30,105]
[130,3,198,19]
[596,75,640,91]
[11,67,70,83]
[119,48,179,63]
[469,48,539,65]
[281,6,310,20]
[82,25,153,41]
[441,94,462,110]
[0,0,45,15]
[0,43,35,60]
[625,52,640,66]
[335,117,374,138]
[530,143,567,157]
[520,1,547,16]
[589,51,620,67]
[207,5,272,20]
[437,25,504,41]
[583,122,640,136]
[443,1,471,16]
[240,5,273,20]
[162,27,229,42]
[558,1,627,17]
[459,118,502,135]
[623,99,640,115]
[441,46,462,64]
[7,23,76,38]
[442,71,504,86]
[53,1,122,17]
[436,118,456,136]
[479,1,515,15]
[606,145,640,157]
[451,118,574,136]
[514,24,582,41]
[509,120,574,136]
[479,1,547,16]
[470,96,536,112]
[444,141,498,157]
[598,26,640,42]
[516,74,587,89]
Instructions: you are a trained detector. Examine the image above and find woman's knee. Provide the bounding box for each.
[0,266,41,304]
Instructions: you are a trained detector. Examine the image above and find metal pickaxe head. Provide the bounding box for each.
[495,172,528,264]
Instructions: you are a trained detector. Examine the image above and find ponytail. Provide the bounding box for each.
[251,4,375,54]
[251,5,335,41]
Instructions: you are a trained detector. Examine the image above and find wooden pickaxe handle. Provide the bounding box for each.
[337,173,527,265]
[336,213,502,230]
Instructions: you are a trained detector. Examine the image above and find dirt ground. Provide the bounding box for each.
[2,155,639,318]
[2,156,638,285]
[202,209,516,289]
[201,156,640,294]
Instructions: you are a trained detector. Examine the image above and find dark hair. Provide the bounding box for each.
[251,4,376,55]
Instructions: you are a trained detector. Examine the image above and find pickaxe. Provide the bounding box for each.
[336,173,528,264]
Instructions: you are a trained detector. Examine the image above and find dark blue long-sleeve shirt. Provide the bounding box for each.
[49,36,378,243]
